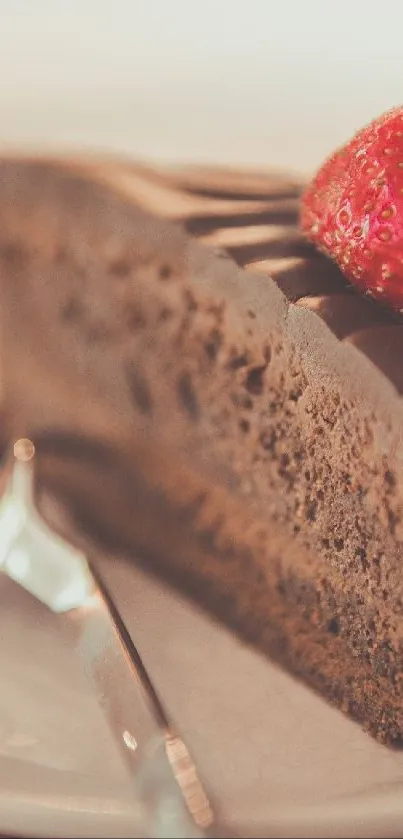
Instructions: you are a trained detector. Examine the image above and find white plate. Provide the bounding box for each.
[98,558,403,839]
[0,576,144,838]
[2,561,403,839]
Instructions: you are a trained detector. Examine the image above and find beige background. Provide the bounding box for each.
[1,0,403,174]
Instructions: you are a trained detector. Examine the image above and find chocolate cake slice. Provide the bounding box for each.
[0,157,403,744]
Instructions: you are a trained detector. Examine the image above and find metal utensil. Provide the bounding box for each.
[0,439,217,839]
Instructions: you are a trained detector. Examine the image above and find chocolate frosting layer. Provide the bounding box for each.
[77,158,402,393]
[148,163,403,394]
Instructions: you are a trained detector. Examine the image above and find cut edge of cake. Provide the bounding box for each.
[0,157,402,744]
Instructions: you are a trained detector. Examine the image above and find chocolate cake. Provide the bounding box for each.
[0,157,403,744]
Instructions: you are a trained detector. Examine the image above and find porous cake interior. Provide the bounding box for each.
[0,159,403,742]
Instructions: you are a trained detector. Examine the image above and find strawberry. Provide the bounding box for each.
[301,106,403,315]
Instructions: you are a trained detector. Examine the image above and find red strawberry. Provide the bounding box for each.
[301,106,403,315]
